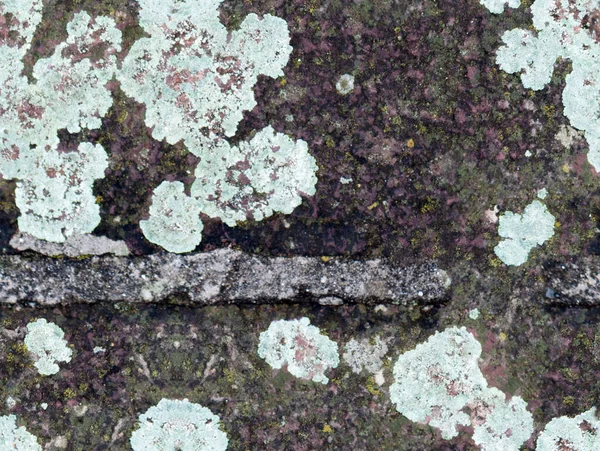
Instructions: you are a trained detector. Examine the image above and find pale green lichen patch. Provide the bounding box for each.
[0,6,121,242]
[24,318,72,376]
[15,143,108,243]
[471,390,533,450]
[469,308,480,320]
[130,398,228,451]
[536,408,600,451]
[118,0,291,142]
[191,127,317,226]
[480,0,520,14]
[336,74,355,95]
[389,327,533,449]
[258,317,339,384]
[494,199,555,266]
[495,0,600,170]
[0,415,41,451]
[118,0,316,251]
[139,181,204,253]
[0,0,42,49]
[342,336,388,374]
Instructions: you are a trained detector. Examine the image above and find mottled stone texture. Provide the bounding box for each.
[2,0,600,449]
[0,249,450,305]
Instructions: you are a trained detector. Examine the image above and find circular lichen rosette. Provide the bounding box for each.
[139,181,204,253]
[130,399,228,451]
[257,317,339,384]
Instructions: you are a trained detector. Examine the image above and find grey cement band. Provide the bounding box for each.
[0,249,451,306]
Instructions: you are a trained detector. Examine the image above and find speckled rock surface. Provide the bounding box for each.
[2,0,600,449]
[0,249,450,305]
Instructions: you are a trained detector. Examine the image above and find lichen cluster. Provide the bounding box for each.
[342,336,388,374]
[480,0,520,14]
[120,0,318,252]
[536,408,600,451]
[0,0,317,253]
[130,399,228,451]
[389,327,533,450]
[0,4,121,242]
[496,0,600,170]
[494,198,555,266]
[0,415,41,450]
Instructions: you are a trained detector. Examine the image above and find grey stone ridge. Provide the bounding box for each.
[0,248,451,306]
[9,232,130,257]
[545,257,600,306]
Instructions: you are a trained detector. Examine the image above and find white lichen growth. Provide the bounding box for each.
[469,308,480,320]
[336,74,355,95]
[0,415,41,451]
[342,336,388,374]
[257,317,339,384]
[495,0,600,170]
[389,327,533,450]
[139,181,204,253]
[5,397,15,410]
[191,127,318,226]
[118,0,316,251]
[536,408,600,451]
[480,0,521,14]
[494,199,555,266]
[0,0,42,49]
[24,319,72,376]
[471,389,533,451]
[14,143,108,243]
[130,398,228,451]
[119,0,291,142]
[0,5,121,242]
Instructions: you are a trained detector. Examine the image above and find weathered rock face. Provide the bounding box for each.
[545,257,600,307]
[0,249,450,305]
[2,0,600,449]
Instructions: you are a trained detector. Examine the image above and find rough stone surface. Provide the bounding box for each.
[0,249,450,306]
[2,0,600,449]
[9,232,129,257]
[544,258,600,306]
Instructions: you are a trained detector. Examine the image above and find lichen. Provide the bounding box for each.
[389,327,533,449]
[342,336,388,374]
[14,143,108,243]
[130,398,228,451]
[536,408,600,451]
[335,74,355,95]
[479,0,520,14]
[494,199,555,266]
[0,415,41,450]
[24,318,72,376]
[139,181,204,253]
[118,0,292,143]
[0,6,121,242]
[257,317,339,384]
[191,127,318,226]
[469,308,481,320]
[495,0,600,170]
[471,389,533,451]
[118,0,317,251]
